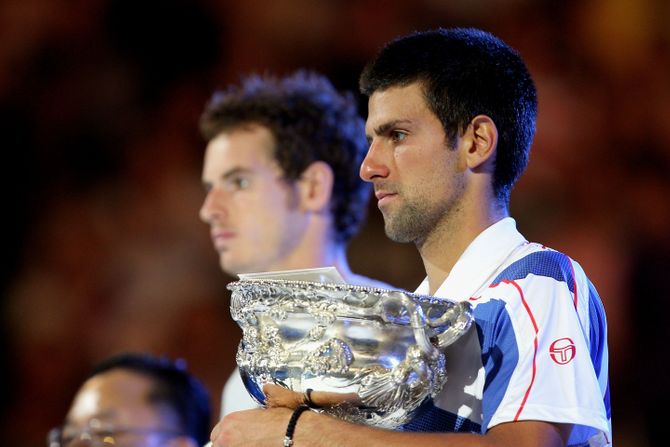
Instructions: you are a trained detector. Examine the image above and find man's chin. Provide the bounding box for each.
[220,257,268,278]
[219,257,242,278]
[384,221,416,244]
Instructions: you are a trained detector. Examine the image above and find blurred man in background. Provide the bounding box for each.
[48,352,211,447]
[199,71,391,415]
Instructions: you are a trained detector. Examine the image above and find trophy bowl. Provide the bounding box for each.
[228,278,473,428]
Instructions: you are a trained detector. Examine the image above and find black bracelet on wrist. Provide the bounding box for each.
[303,388,322,409]
[283,404,309,447]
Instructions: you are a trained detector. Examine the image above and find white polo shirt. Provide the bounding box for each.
[405,218,611,446]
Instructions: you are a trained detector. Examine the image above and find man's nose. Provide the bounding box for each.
[199,188,227,224]
[360,140,389,182]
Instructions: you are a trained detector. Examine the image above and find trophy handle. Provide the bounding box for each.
[383,291,440,360]
[428,301,474,349]
[382,292,472,355]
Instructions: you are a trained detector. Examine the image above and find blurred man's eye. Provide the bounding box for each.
[226,176,250,191]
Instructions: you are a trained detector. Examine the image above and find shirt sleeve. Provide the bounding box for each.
[480,251,611,445]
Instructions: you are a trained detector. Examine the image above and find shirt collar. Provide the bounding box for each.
[414,217,526,299]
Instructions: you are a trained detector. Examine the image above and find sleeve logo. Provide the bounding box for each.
[549,337,576,364]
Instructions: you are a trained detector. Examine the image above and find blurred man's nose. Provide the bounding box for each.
[199,188,226,224]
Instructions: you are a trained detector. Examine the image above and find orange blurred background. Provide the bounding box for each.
[1,1,668,446]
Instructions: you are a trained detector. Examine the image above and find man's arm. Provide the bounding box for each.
[210,407,572,447]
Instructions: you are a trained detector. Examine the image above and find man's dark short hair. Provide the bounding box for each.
[360,28,537,204]
[90,352,211,446]
[200,71,371,243]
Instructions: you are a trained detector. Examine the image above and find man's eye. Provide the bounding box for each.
[225,176,250,191]
[390,131,407,142]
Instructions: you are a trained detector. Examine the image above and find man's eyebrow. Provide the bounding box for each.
[220,166,253,180]
[372,119,413,136]
[202,166,254,190]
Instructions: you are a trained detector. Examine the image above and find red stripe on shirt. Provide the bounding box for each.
[501,279,539,421]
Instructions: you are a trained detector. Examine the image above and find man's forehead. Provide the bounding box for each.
[66,370,154,423]
[365,84,428,131]
[207,127,278,167]
[214,125,275,149]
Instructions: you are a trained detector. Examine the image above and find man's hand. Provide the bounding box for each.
[210,407,293,447]
[263,383,304,409]
[263,383,362,409]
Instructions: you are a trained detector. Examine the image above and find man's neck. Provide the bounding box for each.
[265,239,350,277]
[418,202,508,295]
[263,241,390,289]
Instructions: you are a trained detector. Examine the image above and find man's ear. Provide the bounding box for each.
[297,161,334,212]
[464,114,498,170]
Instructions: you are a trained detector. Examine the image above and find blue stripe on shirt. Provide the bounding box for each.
[475,299,519,431]
[401,299,518,433]
[492,251,575,292]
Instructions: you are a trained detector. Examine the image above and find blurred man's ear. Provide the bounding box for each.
[297,161,334,212]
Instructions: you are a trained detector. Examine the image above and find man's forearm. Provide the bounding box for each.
[292,409,570,447]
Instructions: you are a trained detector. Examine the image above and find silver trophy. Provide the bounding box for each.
[228,271,472,428]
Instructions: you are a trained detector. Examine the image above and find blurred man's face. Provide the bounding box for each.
[62,369,185,447]
[200,125,309,275]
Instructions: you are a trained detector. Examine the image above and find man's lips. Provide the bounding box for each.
[211,230,235,250]
[375,191,397,207]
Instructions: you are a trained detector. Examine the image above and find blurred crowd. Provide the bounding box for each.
[1,0,668,446]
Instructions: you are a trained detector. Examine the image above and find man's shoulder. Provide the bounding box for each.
[490,243,579,287]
